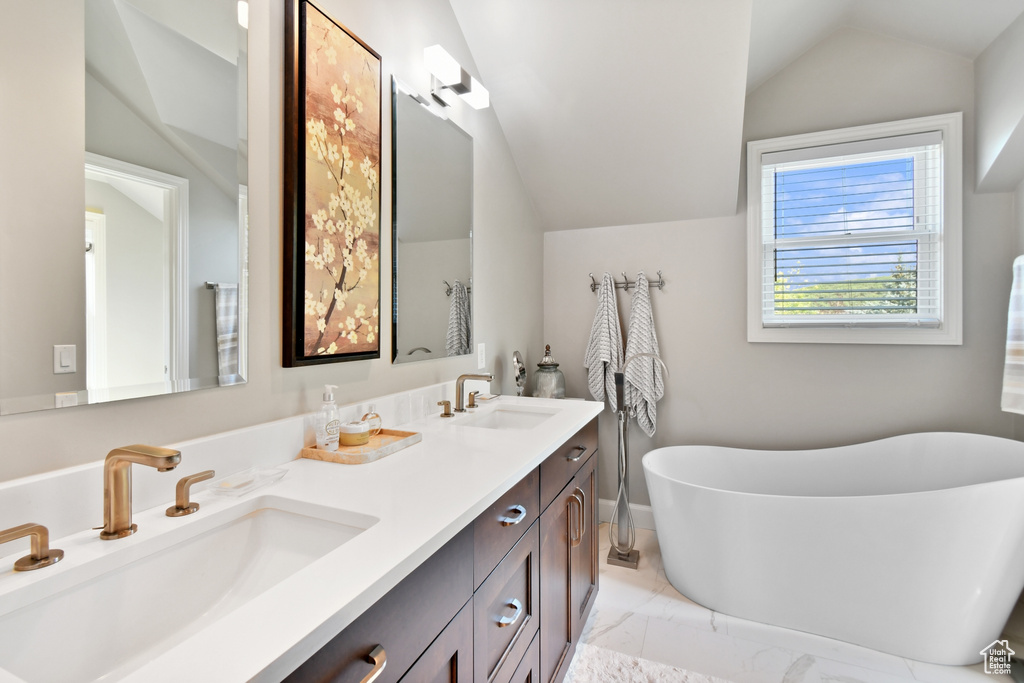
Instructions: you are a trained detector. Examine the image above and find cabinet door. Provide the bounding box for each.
[569,453,598,643]
[399,598,473,683]
[539,478,573,683]
[539,454,599,683]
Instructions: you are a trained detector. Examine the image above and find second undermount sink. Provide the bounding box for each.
[460,406,558,430]
[0,496,377,683]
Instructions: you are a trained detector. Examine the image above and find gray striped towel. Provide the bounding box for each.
[1003,256,1024,413]
[214,283,240,385]
[446,280,471,356]
[584,272,623,411]
[624,272,664,436]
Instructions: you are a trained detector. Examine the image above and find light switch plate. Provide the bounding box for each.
[53,345,76,374]
[477,343,486,369]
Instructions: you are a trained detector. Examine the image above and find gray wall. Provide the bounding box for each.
[545,28,1020,505]
[0,0,544,482]
[0,2,86,404]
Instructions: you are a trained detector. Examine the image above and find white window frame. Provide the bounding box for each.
[746,113,962,345]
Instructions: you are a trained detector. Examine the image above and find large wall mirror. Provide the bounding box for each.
[391,78,473,363]
[0,0,248,415]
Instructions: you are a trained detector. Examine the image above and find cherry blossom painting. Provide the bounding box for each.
[284,0,381,366]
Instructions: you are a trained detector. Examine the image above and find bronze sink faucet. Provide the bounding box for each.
[101,445,181,540]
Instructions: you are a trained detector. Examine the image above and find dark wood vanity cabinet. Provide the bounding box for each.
[539,427,599,683]
[288,417,598,683]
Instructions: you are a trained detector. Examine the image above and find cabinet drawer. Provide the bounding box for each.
[398,597,473,683]
[474,520,540,683]
[507,632,539,683]
[474,467,539,588]
[540,417,597,510]
[285,527,473,683]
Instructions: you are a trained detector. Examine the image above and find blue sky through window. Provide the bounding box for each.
[772,157,919,314]
[776,158,914,238]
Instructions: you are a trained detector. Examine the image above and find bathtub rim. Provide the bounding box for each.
[641,431,1024,500]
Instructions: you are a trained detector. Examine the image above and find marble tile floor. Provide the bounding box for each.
[579,524,1011,683]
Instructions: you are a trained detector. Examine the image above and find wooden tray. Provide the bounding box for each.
[299,429,422,465]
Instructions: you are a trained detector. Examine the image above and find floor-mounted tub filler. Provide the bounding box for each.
[643,432,1024,666]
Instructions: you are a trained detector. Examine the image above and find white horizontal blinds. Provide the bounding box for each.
[760,132,943,328]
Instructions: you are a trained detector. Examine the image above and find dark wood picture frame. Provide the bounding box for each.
[284,0,382,366]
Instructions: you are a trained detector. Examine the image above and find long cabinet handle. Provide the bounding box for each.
[361,645,387,683]
[499,504,527,527]
[568,493,583,547]
[574,486,587,538]
[566,445,587,462]
[497,597,524,628]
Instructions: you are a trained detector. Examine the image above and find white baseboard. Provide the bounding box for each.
[598,498,655,530]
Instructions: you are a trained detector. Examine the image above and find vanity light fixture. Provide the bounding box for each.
[237,1,249,29]
[396,79,448,119]
[424,45,490,110]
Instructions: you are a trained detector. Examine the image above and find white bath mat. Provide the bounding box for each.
[565,642,730,683]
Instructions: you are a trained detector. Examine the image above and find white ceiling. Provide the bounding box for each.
[448,0,753,232]
[450,0,1024,232]
[748,0,1024,92]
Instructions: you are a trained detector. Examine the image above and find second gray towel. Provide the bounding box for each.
[624,272,664,436]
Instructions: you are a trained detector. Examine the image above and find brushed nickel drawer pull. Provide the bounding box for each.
[361,645,387,683]
[566,445,587,462]
[499,504,527,527]
[574,486,587,538]
[497,598,524,628]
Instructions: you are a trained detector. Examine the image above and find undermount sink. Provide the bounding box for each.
[0,496,377,683]
[459,406,557,430]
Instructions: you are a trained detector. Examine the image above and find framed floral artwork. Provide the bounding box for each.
[284,0,381,366]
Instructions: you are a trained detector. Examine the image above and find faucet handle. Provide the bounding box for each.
[166,470,216,517]
[0,523,63,571]
[467,391,480,409]
[438,400,454,418]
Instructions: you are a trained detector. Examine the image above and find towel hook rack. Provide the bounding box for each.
[588,271,666,293]
[443,280,472,297]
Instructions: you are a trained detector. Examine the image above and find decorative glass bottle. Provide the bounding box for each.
[532,344,566,399]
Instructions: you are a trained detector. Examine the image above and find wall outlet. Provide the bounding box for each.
[477,343,486,369]
[55,392,78,408]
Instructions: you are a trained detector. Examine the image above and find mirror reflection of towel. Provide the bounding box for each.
[446,280,471,356]
[1003,257,1024,413]
[214,283,240,385]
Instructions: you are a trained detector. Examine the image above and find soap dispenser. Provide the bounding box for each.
[315,384,341,450]
[532,345,566,399]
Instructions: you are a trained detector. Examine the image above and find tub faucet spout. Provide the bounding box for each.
[101,445,181,540]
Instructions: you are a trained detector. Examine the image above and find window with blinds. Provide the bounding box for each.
[746,114,962,345]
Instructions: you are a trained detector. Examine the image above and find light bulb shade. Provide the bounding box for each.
[425,44,488,109]
[424,45,463,87]
[460,77,490,110]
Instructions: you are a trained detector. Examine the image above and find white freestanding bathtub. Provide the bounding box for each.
[643,432,1024,665]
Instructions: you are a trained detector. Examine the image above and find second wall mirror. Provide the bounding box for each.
[391,78,474,363]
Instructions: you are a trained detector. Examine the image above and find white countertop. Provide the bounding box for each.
[0,395,602,682]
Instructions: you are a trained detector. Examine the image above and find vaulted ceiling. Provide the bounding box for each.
[449,0,1024,232]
